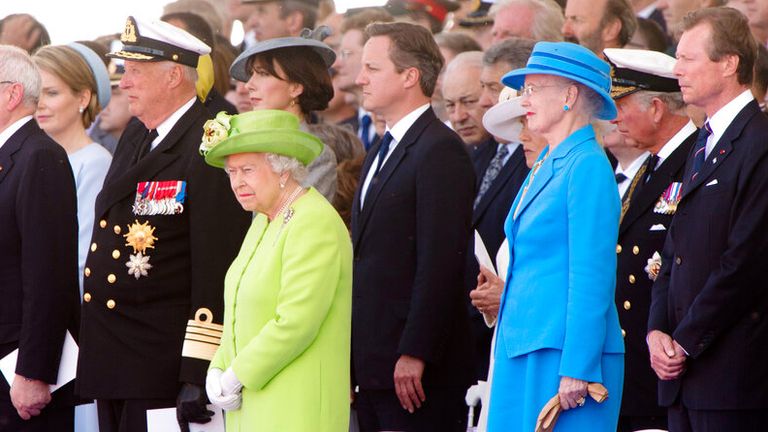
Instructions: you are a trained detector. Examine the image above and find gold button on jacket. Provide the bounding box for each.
[107,299,116,309]
[624,300,631,310]
[629,274,636,284]
[107,274,116,284]
[84,293,92,302]
[99,220,107,228]
[632,246,640,255]
[616,244,622,254]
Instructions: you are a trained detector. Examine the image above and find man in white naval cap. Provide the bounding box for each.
[605,47,697,432]
[75,16,250,432]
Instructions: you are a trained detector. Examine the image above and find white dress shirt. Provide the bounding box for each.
[616,151,650,198]
[360,103,430,206]
[704,90,754,158]
[0,115,33,150]
[151,97,196,150]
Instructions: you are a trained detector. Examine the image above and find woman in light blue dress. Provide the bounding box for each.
[33,42,113,432]
[486,42,625,432]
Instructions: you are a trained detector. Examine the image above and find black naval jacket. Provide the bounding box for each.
[0,119,80,413]
[76,100,250,399]
[615,128,695,417]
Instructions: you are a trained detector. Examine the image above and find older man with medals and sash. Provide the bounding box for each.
[604,47,697,432]
[75,17,250,432]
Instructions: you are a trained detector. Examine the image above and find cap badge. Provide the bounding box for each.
[121,18,138,43]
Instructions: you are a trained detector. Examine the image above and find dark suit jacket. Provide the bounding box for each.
[351,108,476,390]
[76,100,251,400]
[0,119,80,414]
[616,129,695,417]
[649,100,768,409]
[466,139,528,381]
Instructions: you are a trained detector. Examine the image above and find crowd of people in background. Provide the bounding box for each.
[1,0,768,431]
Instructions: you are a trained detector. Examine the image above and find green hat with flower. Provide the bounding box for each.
[200,110,324,168]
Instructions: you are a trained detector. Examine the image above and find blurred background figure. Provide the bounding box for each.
[456,0,495,49]
[478,38,536,124]
[91,62,132,154]
[562,0,637,55]
[0,13,50,53]
[385,0,460,33]
[625,17,669,52]
[242,0,320,40]
[434,32,482,122]
[727,0,768,46]
[489,0,564,44]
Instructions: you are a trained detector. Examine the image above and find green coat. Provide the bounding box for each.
[210,188,352,432]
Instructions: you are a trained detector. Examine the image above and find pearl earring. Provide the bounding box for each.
[78,107,85,114]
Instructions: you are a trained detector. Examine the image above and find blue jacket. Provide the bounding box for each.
[497,125,624,383]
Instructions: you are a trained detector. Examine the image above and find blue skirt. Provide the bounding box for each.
[486,343,623,432]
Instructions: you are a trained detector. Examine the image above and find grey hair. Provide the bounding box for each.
[574,82,605,120]
[159,61,198,85]
[490,0,564,42]
[265,153,309,184]
[0,45,41,107]
[632,91,686,115]
[483,37,536,69]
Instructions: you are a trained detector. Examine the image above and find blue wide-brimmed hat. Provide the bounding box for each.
[501,42,617,120]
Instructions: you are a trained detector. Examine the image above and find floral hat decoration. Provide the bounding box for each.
[201,110,324,168]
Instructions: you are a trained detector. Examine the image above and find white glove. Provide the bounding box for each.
[220,368,244,395]
[206,368,242,411]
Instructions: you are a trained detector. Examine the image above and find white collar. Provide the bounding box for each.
[706,90,754,149]
[386,103,431,143]
[0,115,33,150]
[616,151,650,178]
[358,107,373,122]
[656,120,696,165]
[152,97,196,149]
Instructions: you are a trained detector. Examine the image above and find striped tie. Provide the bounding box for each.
[690,122,712,181]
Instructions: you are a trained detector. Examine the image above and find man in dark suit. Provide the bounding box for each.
[74,17,250,432]
[351,22,476,432]
[605,47,697,432]
[647,8,768,431]
[0,45,80,431]
[442,50,529,382]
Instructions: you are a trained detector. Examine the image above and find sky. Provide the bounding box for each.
[0,0,387,45]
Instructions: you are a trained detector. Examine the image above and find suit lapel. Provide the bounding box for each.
[352,109,434,249]
[95,101,205,216]
[620,131,695,234]
[681,101,759,199]
[0,119,36,184]
[472,146,524,225]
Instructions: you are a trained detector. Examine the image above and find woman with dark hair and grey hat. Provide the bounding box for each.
[229,27,339,201]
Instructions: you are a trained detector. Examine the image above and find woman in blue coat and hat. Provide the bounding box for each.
[486,41,625,431]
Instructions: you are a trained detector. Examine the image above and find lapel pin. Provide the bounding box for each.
[719,149,725,154]
[712,158,717,164]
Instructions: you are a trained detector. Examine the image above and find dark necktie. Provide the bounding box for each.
[691,122,712,181]
[373,132,394,176]
[474,144,510,209]
[642,154,660,184]
[132,129,158,165]
[615,172,627,184]
[360,114,373,151]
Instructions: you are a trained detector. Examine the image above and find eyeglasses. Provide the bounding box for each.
[0,80,16,85]
[521,83,565,97]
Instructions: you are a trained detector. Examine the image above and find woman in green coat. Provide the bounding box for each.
[202,109,353,432]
